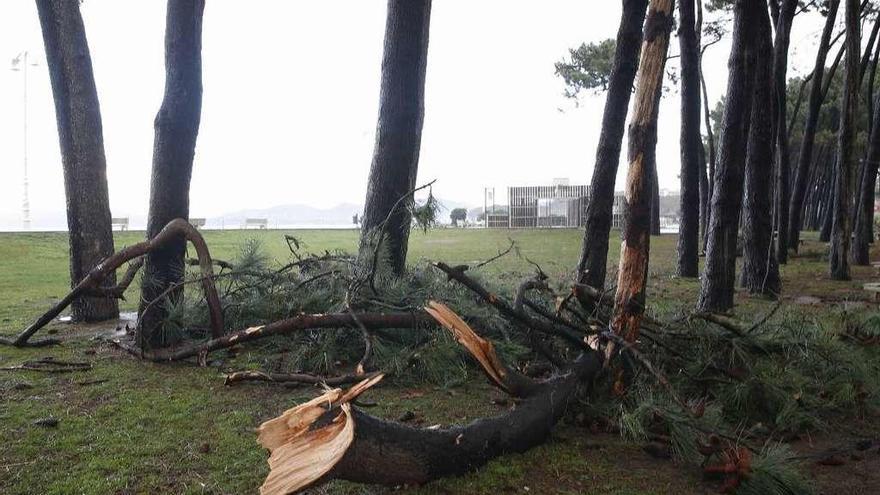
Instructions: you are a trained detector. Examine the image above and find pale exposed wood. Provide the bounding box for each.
[257,375,383,495]
[425,301,508,392]
[609,0,674,360]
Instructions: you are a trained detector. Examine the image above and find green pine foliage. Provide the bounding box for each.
[151,235,880,494]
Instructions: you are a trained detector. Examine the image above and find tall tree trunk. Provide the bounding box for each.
[830,0,860,280]
[698,0,759,313]
[772,0,797,264]
[358,0,432,276]
[788,0,840,251]
[577,0,649,290]
[700,59,717,214]
[699,142,709,250]
[651,164,661,235]
[866,39,880,243]
[741,3,780,295]
[851,24,880,253]
[138,0,205,347]
[820,163,835,242]
[852,94,880,264]
[696,0,711,251]
[803,144,827,230]
[610,0,674,372]
[36,0,118,323]
[677,0,701,277]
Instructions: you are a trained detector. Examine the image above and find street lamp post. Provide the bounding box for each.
[11,51,38,231]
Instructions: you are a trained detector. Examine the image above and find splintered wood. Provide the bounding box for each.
[424,300,508,392]
[256,374,383,495]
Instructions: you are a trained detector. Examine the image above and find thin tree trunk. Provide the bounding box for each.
[830,0,860,280]
[577,0,649,291]
[865,39,880,242]
[699,142,709,250]
[36,0,118,323]
[787,71,813,142]
[859,14,880,83]
[698,0,759,312]
[610,0,674,378]
[741,3,780,295]
[803,144,826,230]
[820,163,835,242]
[700,60,717,209]
[850,17,880,228]
[852,94,880,264]
[697,4,712,252]
[773,0,797,264]
[867,36,880,139]
[788,0,840,252]
[138,0,205,347]
[677,0,701,277]
[358,0,432,276]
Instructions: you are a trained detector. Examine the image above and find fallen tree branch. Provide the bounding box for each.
[186,257,233,271]
[255,303,602,493]
[126,312,433,362]
[1,219,223,347]
[224,370,382,387]
[425,301,538,397]
[329,353,600,487]
[433,262,589,350]
[80,257,144,299]
[0,358,91,373]
[691,312,747,337]
[472,238,516,270]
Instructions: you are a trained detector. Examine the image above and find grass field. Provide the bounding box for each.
[1,228,879,494]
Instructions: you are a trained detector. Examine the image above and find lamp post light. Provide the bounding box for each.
[11,51,38,231]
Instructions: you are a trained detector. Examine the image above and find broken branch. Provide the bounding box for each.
[2,219,223,347]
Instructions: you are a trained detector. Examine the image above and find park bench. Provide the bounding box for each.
[189,218,206,229]
[111,217,129,231]
[864,282,880,302]
[243,218,268,229]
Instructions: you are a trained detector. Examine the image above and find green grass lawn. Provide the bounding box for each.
[1,228,878,494]
[0,228,588,328]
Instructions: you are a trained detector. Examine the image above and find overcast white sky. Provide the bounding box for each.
[0,1,834,230]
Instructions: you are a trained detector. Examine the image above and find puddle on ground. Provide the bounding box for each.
[54,311,138,339]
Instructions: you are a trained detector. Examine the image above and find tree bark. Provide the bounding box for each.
[36,0,118,323]
[741,3,780,295]
[772,0,797,264]
[852,94,880,264]
[830,0,860,280]
[651,166,661,236]
[676,0,701,277]
[358,0,432,276]
[576,0,649,291]
[700,59,717,216]
[332,354,601,486]
[610,0,674,369]
[699,142,710,250]
[820,163,835,242]
[788,0,840,251]
[4,219,221,348]
[698,0,759,312]
[139,0,205,347]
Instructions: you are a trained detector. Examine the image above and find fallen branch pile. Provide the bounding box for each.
[5,219,875,495]
[256,302,602,494]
